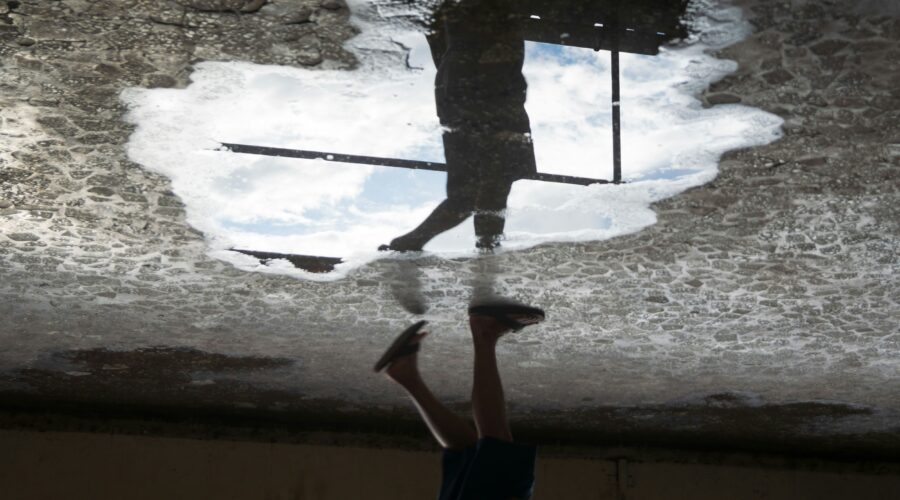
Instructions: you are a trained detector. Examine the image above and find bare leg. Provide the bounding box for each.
[470,315,513,441]
[385,332,478,450]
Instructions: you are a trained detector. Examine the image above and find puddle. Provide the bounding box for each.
[121,0,782,280]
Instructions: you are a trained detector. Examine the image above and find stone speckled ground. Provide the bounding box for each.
[0,0,898,457]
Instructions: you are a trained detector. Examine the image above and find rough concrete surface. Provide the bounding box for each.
[0,0,898,458]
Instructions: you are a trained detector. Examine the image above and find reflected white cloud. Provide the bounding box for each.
[121,0,782,280]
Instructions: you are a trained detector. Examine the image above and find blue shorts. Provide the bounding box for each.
[438,437,537,500]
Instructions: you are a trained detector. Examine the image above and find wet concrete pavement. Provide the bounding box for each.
[0,0,898,457]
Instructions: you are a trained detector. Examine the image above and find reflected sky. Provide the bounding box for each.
[121,0,782,279]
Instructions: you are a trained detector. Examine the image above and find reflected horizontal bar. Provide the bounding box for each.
[231,248,341,273]
[218,143,617,186]
[220,142,445,171]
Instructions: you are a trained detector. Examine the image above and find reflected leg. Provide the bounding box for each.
[387,130,480,251]
[387,196,474,251]
[473,179,513,251]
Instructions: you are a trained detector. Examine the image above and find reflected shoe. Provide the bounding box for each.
[468,300,545,332]
[373,320,428,372]
[377,238,424,253]
[475,235,502,254]
[475,240,500,255]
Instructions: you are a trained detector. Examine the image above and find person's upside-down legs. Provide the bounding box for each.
[378,305,544,500]
[383,328,478,450]
[382,313,526,447]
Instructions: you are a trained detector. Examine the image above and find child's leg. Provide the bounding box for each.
[469,315,513,441]
[385,332,478,450]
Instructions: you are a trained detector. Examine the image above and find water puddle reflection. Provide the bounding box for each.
[122,0,782,279]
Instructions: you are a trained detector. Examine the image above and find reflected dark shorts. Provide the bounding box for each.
[438,437,537,500]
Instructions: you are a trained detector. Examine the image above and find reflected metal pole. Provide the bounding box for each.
[218,143,615,186]
[611,48,622,184]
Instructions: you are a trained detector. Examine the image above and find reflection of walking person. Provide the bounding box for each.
[381,0,537,253]
[375,302,545,500]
